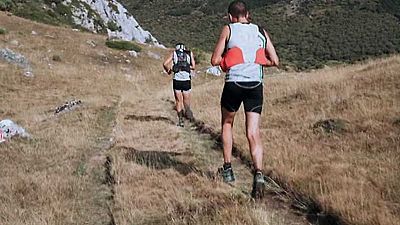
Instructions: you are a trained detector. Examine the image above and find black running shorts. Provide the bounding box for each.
[173,79,191,92]
[221,82,263,114]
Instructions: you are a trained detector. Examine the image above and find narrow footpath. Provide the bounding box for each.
[106,79,309,225]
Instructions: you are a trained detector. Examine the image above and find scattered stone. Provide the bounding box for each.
[120,67,130,73]
[86,40,97,48]
[147,51,161,60]
[128,50,138,57]
[0,48,33,77]
[44,34,56,39]
[206,66,221,76]
[72,29,80,32]
[0,48,29,66]
[10,40,19,46]
[0,119,30,143]
[312,119,347,134]
[24,71,34,77]
[52,55,62,62]
[51,2,57,8]
[55,100,82,115]
[31,31,38,35]
[125,59,131,63]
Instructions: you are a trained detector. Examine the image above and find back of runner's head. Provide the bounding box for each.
[175,43,186,51]
[228,0,248,19]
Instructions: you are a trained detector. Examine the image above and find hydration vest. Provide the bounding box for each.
[220,23,268,72]
[172,50,191,73]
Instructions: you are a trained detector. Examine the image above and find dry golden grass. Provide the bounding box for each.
[192,56,400,225]
[0,12,304,225]
[108,61,304,225]
[0,12,128,224]
[2,11,399,225]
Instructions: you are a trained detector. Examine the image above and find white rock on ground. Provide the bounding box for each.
[0,119,30,143]
[128,50,138,57]
[10,40,19,46]
[0,48,33,77]
[63,0,164,47]
[206,66,222,76]
[86,40,97,47]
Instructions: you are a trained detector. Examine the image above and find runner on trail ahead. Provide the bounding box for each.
[163,43,196,127]
[211,0,279,198]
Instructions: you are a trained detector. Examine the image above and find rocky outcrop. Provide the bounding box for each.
[0,48,33,77]
[62,0,163,47]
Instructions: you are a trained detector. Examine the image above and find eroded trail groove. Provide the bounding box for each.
[106,78,310,225]
[190,118,346,225]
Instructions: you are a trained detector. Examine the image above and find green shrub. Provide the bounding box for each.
[0,0,14,11]
[108,2,119,13]
[144,35,153,44]
[106,40,142,52]
[0,27,7,34]
[107,21,121,32]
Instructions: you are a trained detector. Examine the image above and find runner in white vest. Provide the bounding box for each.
[163,43,196,127]
[211,0,279,198]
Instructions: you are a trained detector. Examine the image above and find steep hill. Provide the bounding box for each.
[0,0,161,45]
[1,10,399,225]
[0,12,305,225]
[120,0,400,69]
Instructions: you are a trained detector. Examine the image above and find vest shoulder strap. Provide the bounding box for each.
[257,25,268,46]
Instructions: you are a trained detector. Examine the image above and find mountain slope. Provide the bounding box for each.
[1,10,399,225]
[0,0,162,45]
[121,0,400,69]
[0,12,305,225]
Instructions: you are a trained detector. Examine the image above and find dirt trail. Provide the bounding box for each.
[107,80,309,225]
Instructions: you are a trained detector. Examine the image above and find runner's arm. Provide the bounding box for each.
[163,52,173,74]
[190,51,196,70]
[211,25,230,66]
[264,30,279,67]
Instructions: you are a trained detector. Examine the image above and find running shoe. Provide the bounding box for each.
[219,166,235,183]
[178,117,184,127]
[251,170,266,199]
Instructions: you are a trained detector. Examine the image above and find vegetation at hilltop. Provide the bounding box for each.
[121,0,400,70]
[0,0,107,32]
[106,39,142,51]
[1,0,400,69]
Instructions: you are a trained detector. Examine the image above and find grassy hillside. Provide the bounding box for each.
[1,9,399,225]
[0,12,304,225]
[192,56,400,225]
[121,0,400,70]
[3,0,400,70]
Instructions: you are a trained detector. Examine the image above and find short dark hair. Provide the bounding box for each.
[175,43,186,50]
[228,1,248,18]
